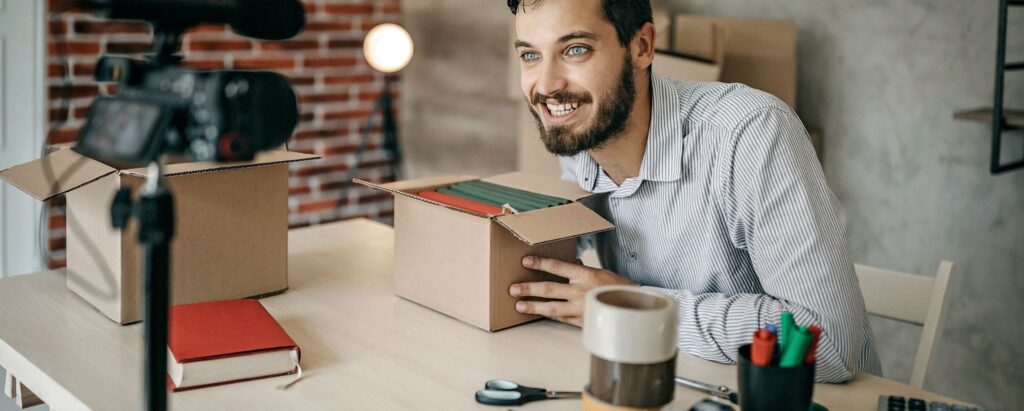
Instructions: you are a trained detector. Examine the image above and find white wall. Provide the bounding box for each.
[0,0,48,408]
[0,0,46,278]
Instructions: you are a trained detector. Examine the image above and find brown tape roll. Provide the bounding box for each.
[587,354,676,408]
[581,390,663,411]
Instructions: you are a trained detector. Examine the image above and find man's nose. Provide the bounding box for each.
[535,60,567,99]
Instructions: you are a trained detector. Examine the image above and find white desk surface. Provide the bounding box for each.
[0,219,970,410]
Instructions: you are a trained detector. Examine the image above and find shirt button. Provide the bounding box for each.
[629,252,637,260]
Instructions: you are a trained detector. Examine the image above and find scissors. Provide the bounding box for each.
[474,379,582,406]
[675,376,829,411]
[674,376,738,404]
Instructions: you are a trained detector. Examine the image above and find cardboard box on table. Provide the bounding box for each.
[0,148,317,324]
[357,172,614,331]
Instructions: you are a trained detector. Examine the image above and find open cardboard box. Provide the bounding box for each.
[357,172,615,331]
[0,148,318,324]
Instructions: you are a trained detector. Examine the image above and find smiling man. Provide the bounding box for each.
[505,0,881,382]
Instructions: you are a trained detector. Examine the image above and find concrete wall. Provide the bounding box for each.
[402,0,1024,409]
[401,0,521,178]
[662,1,1024,409]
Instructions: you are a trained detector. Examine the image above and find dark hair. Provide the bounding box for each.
[507,0,653,48]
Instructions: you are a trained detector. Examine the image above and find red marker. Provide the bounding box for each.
[751,329,776,366]
[804,325,822,364]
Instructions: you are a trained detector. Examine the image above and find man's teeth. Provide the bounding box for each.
[546,102,581,117]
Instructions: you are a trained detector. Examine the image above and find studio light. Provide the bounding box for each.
[363,23,414,73]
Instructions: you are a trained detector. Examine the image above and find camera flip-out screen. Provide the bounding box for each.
[75,94,171,166]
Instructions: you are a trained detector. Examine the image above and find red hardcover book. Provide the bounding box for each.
[168,299,300,391]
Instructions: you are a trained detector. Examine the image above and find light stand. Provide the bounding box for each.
[338,24,413,203]
[363,22,413,181]
[380,77,402,179]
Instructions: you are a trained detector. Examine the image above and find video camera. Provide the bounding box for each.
[73,0,307,165]
[65,2,307,410]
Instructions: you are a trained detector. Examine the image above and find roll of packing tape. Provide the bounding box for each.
[581,390,664,411]
[583,286,678,364]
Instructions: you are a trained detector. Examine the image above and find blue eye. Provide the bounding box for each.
[566,45,589,57]
[520,51,540,62]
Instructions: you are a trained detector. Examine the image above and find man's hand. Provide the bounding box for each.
[509,255,637,326]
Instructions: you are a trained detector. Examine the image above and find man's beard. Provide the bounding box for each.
[528,56,636,157]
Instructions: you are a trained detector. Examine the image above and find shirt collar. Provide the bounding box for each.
[574,71,684,192]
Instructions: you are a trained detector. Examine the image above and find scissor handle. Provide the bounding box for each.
[476,389,526,406]
[476,379,580,406]
[483,379,521,391]
[483,379,547,395]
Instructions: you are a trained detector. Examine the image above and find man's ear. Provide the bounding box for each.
[631,22,656,71]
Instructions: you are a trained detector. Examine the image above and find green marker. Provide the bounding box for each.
[780,325,812,367]
[779,311,796,351]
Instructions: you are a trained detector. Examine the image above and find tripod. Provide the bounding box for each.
[107,28,182,411]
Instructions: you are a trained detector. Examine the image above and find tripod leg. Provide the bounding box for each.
[138,163,175,411]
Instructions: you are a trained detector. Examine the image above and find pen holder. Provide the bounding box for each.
[737,344,815,411]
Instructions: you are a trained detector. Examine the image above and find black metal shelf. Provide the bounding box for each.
[954,107,1024,129]
[954,0,1024,174]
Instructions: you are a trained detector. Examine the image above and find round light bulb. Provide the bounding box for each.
[363,23,414,73]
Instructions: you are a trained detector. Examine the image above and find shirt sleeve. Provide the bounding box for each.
[644,106,874,383]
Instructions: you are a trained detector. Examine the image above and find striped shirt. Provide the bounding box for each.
[561,72,881,382]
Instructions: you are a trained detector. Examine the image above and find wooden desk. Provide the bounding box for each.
[0,219,970,410]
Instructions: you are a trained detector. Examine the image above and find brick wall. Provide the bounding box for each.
[44,0,400,268]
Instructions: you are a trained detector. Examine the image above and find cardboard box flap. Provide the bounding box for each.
[494,202,613,245]
[121,150,320,177]
[0,149,117,201]
[482,171,595,202]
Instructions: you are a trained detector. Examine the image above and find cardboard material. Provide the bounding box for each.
[673,15,797,108]
[515,105,564,179]
[357,171,615,331]
[494,202,614,245]
[0,149,318,324]
[653,51,721,83]
[653,6,672,51]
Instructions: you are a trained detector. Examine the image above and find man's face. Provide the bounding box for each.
[515,0,636,156]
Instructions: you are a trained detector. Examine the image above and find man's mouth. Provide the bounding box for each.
[546,102,581,117]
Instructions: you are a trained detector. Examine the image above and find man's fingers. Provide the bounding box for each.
[553,316,583,327]
[515,300,581,318]
[509,281,578,299]
[522,256,589,280]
